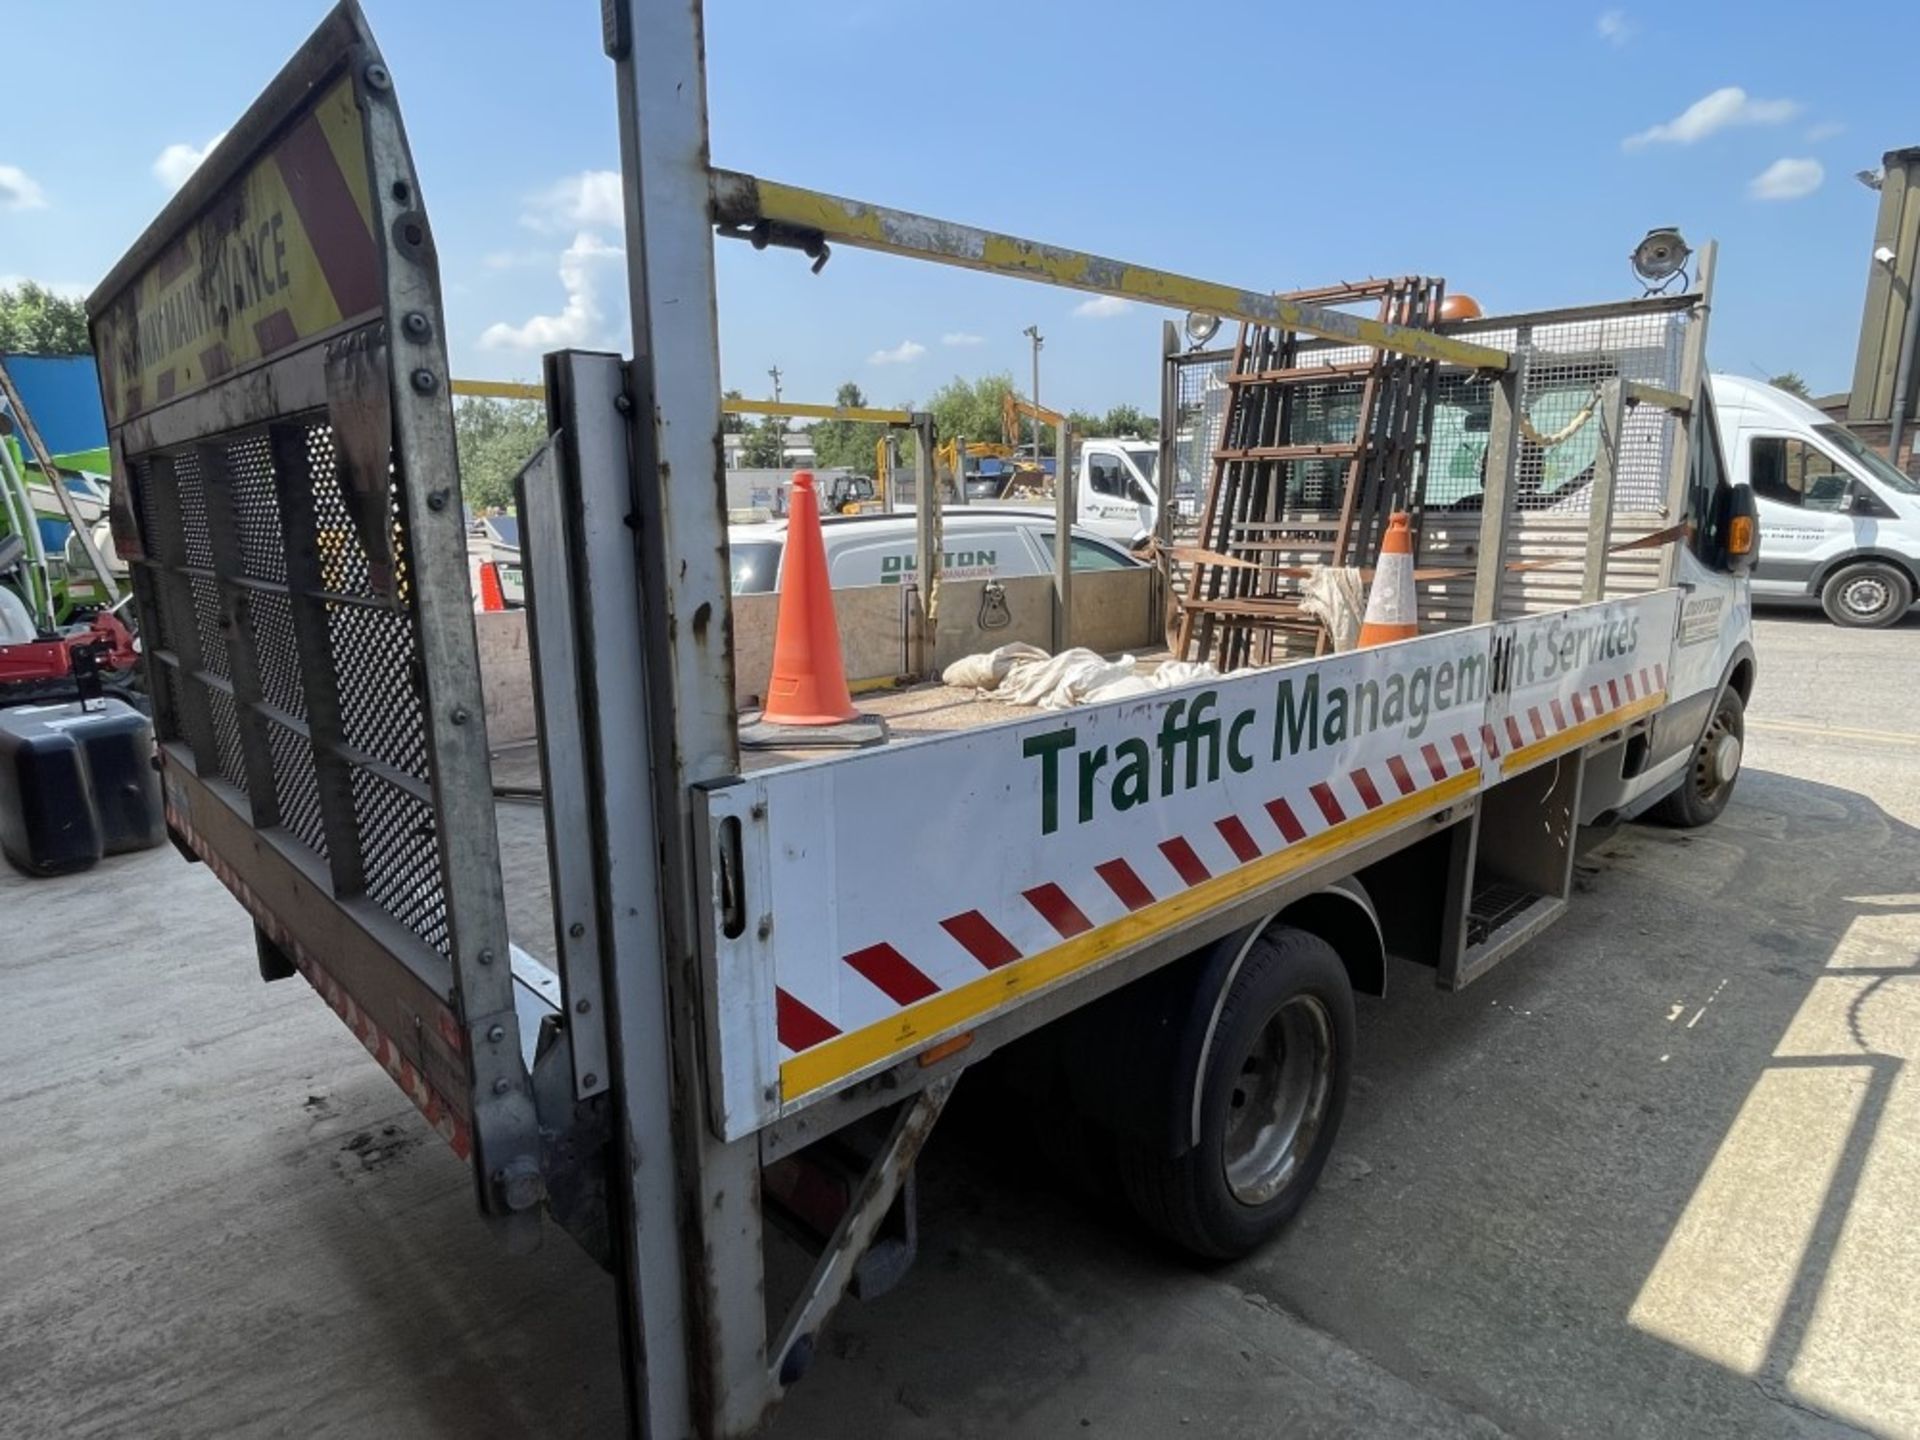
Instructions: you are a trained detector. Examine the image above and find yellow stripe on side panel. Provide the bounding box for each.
[1499,692,1665,776]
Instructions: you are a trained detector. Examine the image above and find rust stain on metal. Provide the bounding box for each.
[692,601,712,643]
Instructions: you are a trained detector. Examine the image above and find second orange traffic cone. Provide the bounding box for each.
[478,560,507,613]
[1356,512,1419,648]
[741,473,887,749]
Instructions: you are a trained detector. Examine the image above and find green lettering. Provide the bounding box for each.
[1227,710,1255,773]
[1112,738,1151,810]
[1077,745,1109,826]
[1457,652,1486,704]
[1158,698,1189,795]
[1188,691,1221,789]
[1272,675,1319,758]
[1022,727,1076,835]
[1407,667,1431,737]
[1381,674,1405,730]
[1322,687,1349,746]
[1353,678,1381,735]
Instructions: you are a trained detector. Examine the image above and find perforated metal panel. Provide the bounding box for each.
[127,415,450,955]
[1429,307,1687,514]
[93,4,536,1227]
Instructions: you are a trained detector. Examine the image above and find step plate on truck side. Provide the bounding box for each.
[87,4,540,1226]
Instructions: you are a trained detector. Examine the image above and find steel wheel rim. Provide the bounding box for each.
[1693,703,1739,804]
[1222,994,1335,1206]
[1841,576,1890,619]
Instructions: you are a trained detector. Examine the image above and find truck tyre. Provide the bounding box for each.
[1820,561,1913,628]
[1117,926,1353,1260]
[1650,685,1743,828]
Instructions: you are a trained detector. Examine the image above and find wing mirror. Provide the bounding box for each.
[1725,484,1760,575]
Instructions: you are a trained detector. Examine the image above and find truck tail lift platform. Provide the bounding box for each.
[86,3,1761,1435]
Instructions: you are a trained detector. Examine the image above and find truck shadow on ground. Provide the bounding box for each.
[264,767,1915,1439]
[772,766,1916,1439]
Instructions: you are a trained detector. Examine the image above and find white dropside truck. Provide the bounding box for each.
[1072,438,1184,545]
[87,5,1762,1435]
[989,437,1192,546]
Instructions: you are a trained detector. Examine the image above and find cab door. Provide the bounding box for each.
[1746,433,1865,599]
[1080,446,1152,540]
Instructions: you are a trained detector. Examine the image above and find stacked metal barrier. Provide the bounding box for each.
[1176,278,1444,670]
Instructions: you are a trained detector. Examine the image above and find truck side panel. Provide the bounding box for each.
[702,589,1681,1137]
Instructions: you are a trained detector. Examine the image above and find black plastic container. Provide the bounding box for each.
[0,698,165,876]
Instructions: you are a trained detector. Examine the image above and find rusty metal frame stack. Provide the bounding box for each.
[1176,278,1446,669]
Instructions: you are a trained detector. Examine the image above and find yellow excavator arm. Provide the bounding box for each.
[1001,390,1065,448]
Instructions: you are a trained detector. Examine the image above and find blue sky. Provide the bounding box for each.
[1,2,1910,413]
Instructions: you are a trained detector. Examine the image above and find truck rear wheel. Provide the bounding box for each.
[1117,926,1354,1260]
[1820,561,1912,628]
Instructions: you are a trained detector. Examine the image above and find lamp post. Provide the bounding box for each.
[1022,324,1043,452]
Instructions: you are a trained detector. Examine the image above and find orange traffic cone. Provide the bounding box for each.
[1356,512,1419,648]
[741,473,887,749]
[477,560,507,613]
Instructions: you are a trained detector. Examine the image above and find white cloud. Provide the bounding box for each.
[1595,9,1635,46]
[1749,157,1824,201]
[867,339,926,365]
[941,331,985,347]
[521,170,623,231]
[153,133,226,191]
[1805,120,1845,143]
[1622,87,1800,149]
[0,164,48,211]
[1073,295,1133,319]
[481,248,548,271]
[480,231,625,350]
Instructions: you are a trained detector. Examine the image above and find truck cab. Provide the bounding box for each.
[1075,439,1197,546]
[1710,372,1920,627]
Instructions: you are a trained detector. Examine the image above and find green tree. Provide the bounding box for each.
[1065,403,1158,439]
[453,395,547,512]
[0,282,91,356]
[810,380,891,474]
[740,412,787,468]
[1097,403,1158,439]
[1768,371,1812,400]
[721,388,746,435]
[927,371,1015,448]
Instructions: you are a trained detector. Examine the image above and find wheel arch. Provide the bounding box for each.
[1279,879,1387,1000]
[1043,880,1384,1158]
[1180,879,1383,1150]
[1812,549,1920,599]
[1722,641,1757,707]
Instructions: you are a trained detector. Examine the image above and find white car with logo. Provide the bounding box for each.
[728,509,1142,594]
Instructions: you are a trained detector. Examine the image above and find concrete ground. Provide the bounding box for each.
[3,610,1918,1438]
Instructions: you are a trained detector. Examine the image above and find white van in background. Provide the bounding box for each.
[984,439,1199,546]
[1710,373,1920,627]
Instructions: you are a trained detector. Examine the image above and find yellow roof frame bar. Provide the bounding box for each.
[452,377,914,426]
[710,171,1514,374]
